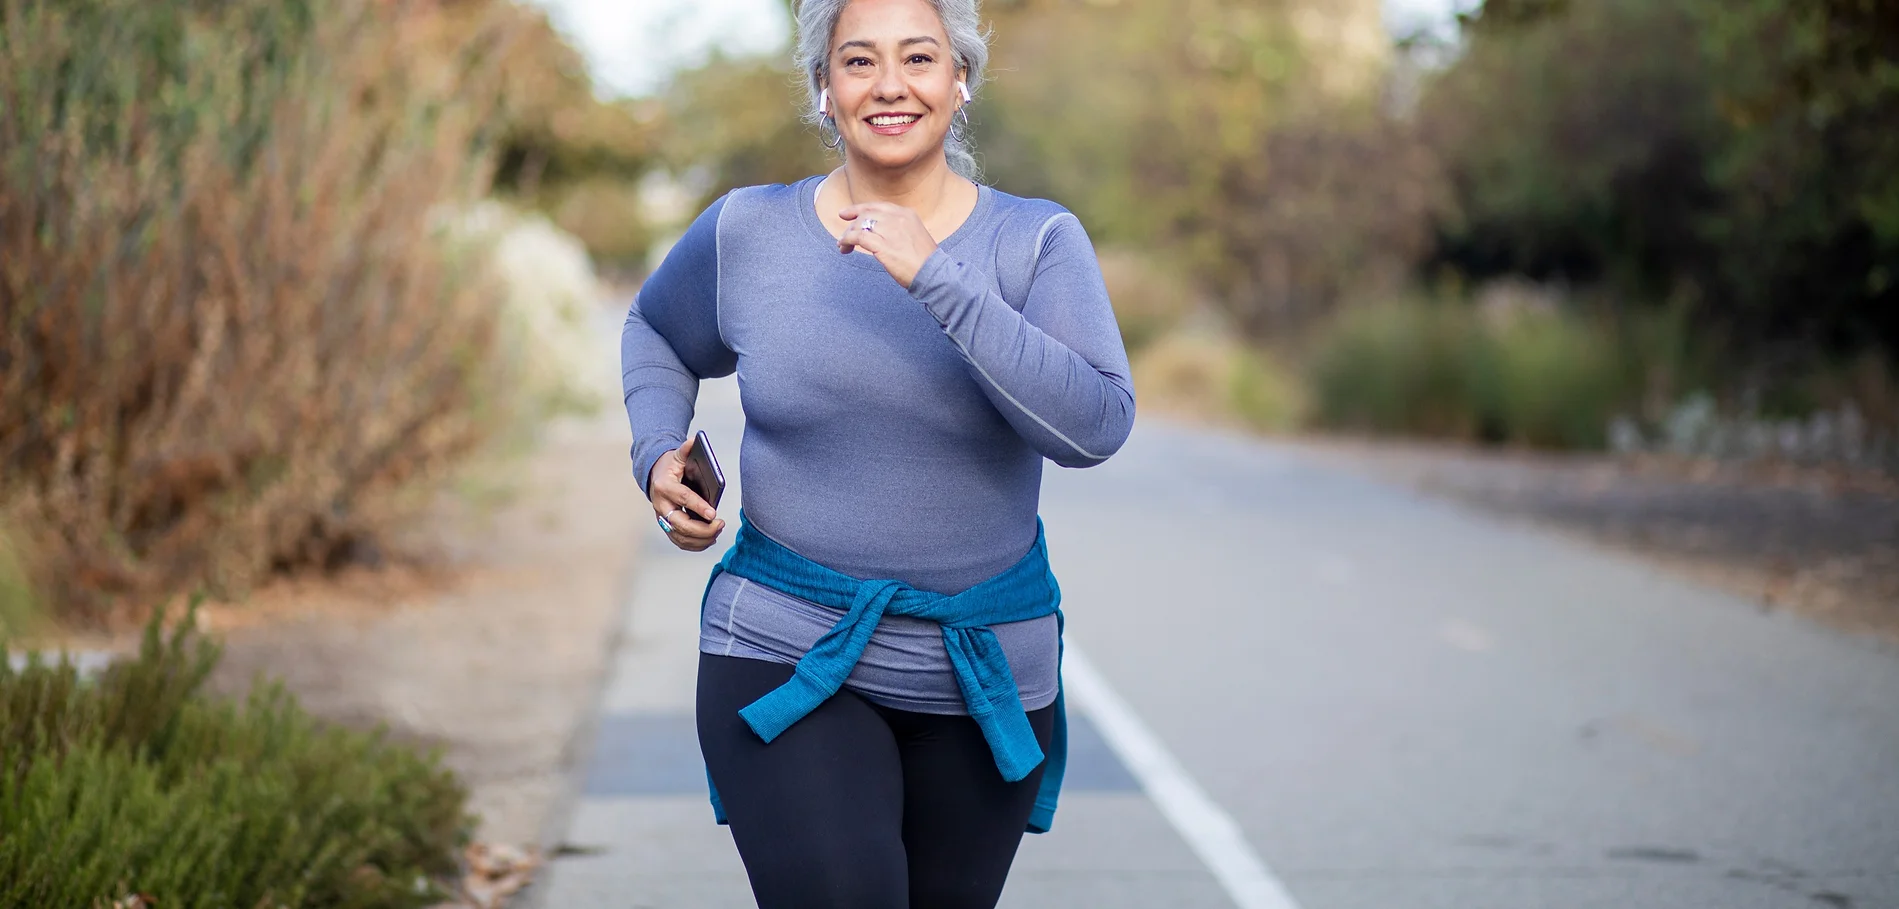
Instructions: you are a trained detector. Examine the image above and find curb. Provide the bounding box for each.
[515,528,647,909]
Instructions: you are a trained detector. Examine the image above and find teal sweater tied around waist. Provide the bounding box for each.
[700,511,1069,834]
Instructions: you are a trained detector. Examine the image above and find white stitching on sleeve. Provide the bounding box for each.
[713,191,733,350]
[950,333,1111,461]
[1032,212,1077,273]
[956,210,1109,461]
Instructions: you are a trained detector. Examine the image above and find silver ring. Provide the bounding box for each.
[656,515,674,534]
[861,218,877,233]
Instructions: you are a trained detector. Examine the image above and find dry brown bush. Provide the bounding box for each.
[0,0,529,626]
[1097,249,1200,356]
[1197,113,1447,342]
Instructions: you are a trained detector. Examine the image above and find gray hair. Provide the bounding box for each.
[794,0,990,179]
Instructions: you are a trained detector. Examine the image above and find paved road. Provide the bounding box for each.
[532,371,1899,909]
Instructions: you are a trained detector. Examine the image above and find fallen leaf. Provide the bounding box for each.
[458,842,543,909]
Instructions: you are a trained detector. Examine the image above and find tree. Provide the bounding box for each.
[1424,0,1899,381]
[979,0,1435,340]
[655,53,835,213]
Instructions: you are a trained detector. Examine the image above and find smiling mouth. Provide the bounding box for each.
[866,113,923,131]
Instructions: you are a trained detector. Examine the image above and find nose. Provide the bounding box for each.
[871,62,906,102]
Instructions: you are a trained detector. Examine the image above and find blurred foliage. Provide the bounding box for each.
[1306,298,1626,449]
[1132,332,1307,432]
[482,4,654,192]
[1227,344,1310,433]
[656,55,836,211]
[1307,302,1491,440]
[540,177,656,271]
[472,0,665,269]
[1097,249,1201,355]
[0,0,532,622]
[1423,0,1899,387]
[0,606,469,907]
[1484,308,1627,449]
[981,0,1430,340]
[0,525,37,641]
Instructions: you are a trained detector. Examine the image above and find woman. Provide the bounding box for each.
[621,0,1135,904]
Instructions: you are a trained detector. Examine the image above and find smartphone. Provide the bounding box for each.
[681,429,726,516]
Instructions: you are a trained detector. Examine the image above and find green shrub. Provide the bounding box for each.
[1487,311,1624,449]
[1129,331,1307,431]
[1227,346,1307,433]
[1307,299,1626,449]
[1306,301,1488,439]
[0,609,471,908]
[0,525,38,641]
[1098,250,1199,356]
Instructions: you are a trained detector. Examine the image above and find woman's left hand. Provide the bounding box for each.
[838,202,937,289]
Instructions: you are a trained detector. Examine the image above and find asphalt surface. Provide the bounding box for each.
[532,371,1899,909]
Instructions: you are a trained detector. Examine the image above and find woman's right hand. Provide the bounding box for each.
[648,434,726,552]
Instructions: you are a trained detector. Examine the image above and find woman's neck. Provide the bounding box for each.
[839,155,961,219]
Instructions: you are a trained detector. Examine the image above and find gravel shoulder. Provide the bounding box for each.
[203,403,641,848]
[1287,434,1899,647]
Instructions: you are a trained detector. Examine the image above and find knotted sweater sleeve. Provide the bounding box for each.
[906,212,1137,468]
[621,194,738,495]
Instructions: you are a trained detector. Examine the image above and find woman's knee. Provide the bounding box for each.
[742,838,907,909]
[909,871,1011,909]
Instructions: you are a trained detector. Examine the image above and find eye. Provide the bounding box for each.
[843,55,872,69]
[907,54,934,65]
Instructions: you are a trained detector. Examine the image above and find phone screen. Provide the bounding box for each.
[682,429,725,510]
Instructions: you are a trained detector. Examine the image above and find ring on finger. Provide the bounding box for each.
[656,514,675,533]
[862,218,878,233]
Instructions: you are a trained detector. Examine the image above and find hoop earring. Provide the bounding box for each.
[820,115,843,150]
[955,106,971,133]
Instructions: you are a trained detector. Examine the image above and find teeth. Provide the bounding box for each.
[869,115,920,126]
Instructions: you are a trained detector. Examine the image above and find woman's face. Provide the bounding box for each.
[826,0,964,172]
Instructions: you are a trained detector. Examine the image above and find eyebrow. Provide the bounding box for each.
[836,36,942,53]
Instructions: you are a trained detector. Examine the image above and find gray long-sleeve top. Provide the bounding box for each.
[621,175,1135,713]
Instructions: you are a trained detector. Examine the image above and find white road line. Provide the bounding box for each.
[1063,645,1303,909]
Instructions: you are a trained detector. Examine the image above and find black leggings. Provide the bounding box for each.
[696,653,1056,909]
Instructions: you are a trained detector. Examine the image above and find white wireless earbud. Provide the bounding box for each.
[957,81,971,103]
[818,88,830,116]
